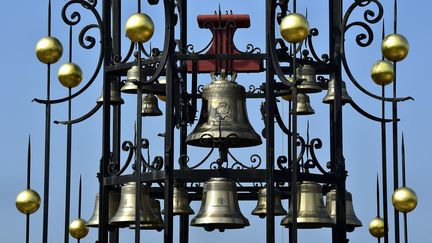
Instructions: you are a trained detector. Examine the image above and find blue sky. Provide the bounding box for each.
[1,1,431,242]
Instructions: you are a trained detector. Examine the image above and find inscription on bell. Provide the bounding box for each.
[214,102,232,121]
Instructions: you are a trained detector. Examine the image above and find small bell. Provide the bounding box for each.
[191,177,250,232]
[281,181,334,228]
[251,187,287,218]
[110,182,160,227]
[96,81,124,105]
[130,199,164,231]
[121,65,140,94]
[325,189,362,232]
[296,93,315,115]
[162,187,194,215]
[142,94,163,117]
[186,71,262,148]
[296,65,322,93]
[86,192,121,227]
[322,79,352,105]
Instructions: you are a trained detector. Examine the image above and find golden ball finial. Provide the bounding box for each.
[16,189,41,215]
[280,13,310,43]
[368,217,385,238]
[382,34,409,62]
[58,63,83,88]
[35,37,63,64]
[69,219,89,239]
[371,60,394,86]
[392,187,418,213]
[157,77,167,102]
[125,13,154,43]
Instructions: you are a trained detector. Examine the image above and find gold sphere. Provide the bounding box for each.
[69,219,89,239]
[58,63,83,88]
[157,77,167,102]
[280,13,310,43]
[16,189,41,215]
[35,37,63,64]
[371,60,394,86]
[382,34,409,62]
[125,13,154,43]
[392,187,418,213]
[368,217,385,238]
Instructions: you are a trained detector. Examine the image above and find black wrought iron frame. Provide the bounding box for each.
[30,0,413,243]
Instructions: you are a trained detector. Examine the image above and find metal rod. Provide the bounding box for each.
[26,136,31,243]
[27,136,31,189]
[135,44,143,243]
[377,175,380,217]
[289,43,298,243]
[265,0,275,241]
[392,61,400,243]
[330,0,346,242]
[42,0,52,241]
[42,64,51,243]
[403,213,408,243]
[99,0,112,242]
[164,1,175,241]
[377,175,381,243]
[26,214,30,243]
[401,135,406,187]
[381,84,389,243]
[179,0,190,242]
[380,22,389,243]
[64,88,73,243]
[111,2,122,242]
[77,176,82,243]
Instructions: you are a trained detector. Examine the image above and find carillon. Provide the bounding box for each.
[20,0,419,243]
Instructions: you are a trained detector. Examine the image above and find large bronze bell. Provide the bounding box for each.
[186,71,262,148]
[97,81,124,105]
[251,187,287,218]
[296,93,315,115]
[130,199,164,231]
[86,192,121,227]
[109,182,160,227]
[121,65,139,93]
[322,79,352,105]
[191,177,250,232]
[296,65,322,93]
[142,94,163,117]
[281,181,334,228]
[326,189,362,232]
[162,187,194,215]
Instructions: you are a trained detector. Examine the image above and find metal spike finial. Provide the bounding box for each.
[401,134,406,187]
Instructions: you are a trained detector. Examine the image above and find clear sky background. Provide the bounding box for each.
[1,0,431,242]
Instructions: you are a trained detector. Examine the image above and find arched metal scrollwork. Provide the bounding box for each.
[341,0,412,103]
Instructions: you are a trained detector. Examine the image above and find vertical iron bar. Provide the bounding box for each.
[401,136,408,243]
[392,62,400,243]
[376,174,381,243]
[392,0,401,242]
[289,45,298,243]
[111,1,121,242]
[265,0,275,242]
[64,88,73,243]
[27,136,31,189]
[330,0,346,242]
[42,2,52,242]
[164,1,175,242]
[179,0,189,242]
[77,176,82,243]
[381,84,389,243]
[99,0,112,242]
[26,136,31,243]
[135,44,143,243]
